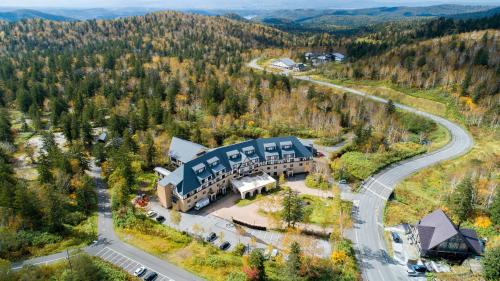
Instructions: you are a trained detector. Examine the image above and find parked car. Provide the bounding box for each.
[219,241,231,250]
[391,231,402,243]
[143,271,158,281]
[155,215,165,222]
[134,266,146,277]
[407,263,426,276]
[339,179,347,184]
[206,232,217,242]
[146,211,157,218]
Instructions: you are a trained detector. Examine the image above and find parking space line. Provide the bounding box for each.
[101,251,115,260]
[109,254,121,263]
[97,248,111,258]
[100,247,174,281]
[116,257,128,266]
[95,247,108,256]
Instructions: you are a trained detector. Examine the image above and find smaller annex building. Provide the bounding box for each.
[157,136,314,212]
[231,173,276,199]
[410,209,483,259]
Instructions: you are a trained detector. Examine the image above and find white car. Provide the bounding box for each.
[146,210,157,218]
[134,266,146,277]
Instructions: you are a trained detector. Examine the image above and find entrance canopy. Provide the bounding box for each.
[231,173,276,199]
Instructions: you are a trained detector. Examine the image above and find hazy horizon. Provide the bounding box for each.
[1,0,498,10]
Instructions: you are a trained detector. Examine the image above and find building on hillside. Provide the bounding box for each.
[305,51,345,65]
[410,209,483,259]
[293,63,306,71]
[332,53,345,62]
[271,58,297,70]
[157,136,314,212]
[168,136,208,167]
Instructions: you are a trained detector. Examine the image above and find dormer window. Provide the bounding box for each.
[192,163,206,174]
[280,141,293,150]
[242,146,255,155]
[263,143,276,152]
[227,150,240,160]
[207,156,220,167]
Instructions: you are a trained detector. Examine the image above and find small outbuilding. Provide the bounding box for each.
[231,172,276,199]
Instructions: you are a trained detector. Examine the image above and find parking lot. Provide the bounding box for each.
[95,247,174,281]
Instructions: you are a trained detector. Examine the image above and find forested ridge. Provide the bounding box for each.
[322,29,499,127]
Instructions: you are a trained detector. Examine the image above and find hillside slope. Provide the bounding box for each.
[0,11,297,60]
[321,30,499,127]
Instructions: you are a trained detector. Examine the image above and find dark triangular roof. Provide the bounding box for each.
[416,209,482,255]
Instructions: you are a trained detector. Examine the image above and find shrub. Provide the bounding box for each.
[482,246,500,281]
[305,174,329,190]
[225,271,247,281]
[233,243,246,256]
[63,211,87,226]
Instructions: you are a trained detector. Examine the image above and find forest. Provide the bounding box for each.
[0,7,498,281]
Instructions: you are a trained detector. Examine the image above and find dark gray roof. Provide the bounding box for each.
[159,136,312,196]
[169,137,207,164]
[416,209,482,255]
[280,141,293,147]
[459,229,483,255]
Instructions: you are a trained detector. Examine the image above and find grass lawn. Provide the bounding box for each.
[301,194,352,229]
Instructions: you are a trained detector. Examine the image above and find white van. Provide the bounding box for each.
[194,197,210,210]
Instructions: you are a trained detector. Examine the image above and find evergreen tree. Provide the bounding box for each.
[248,249,266,281]
[385,99,396,115]
[281,187,304,227]
[285,242,302,280]
[482,246,500,281]
[489,192,500,226]
[76,175,97,214]
[0,110,13,143]
[143,132,156,168]
[450,176,474,225]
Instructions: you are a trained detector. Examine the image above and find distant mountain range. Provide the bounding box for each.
[0,4,498,23]
[0,9,74,21]
[0,7,162,21]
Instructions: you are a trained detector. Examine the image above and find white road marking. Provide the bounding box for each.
[99,247,174,281]
[95,247,108,256]
[363,186,386,200]
[369,176,393,191]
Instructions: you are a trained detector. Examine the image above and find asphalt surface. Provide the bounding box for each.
[248,58,473,281]
[13,163,204,281]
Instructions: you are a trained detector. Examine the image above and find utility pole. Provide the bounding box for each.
[66,249,73,273]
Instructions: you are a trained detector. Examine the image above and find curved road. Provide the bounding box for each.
[13,163,203,281]
[248,58,473,281]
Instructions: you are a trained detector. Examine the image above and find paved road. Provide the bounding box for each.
[248,58,473,281]
[13,163,204,281]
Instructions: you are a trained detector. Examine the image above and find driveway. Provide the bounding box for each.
[286,174,333,198]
